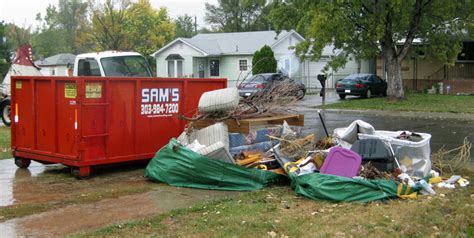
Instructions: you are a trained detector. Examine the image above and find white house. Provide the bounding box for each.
[35,53,76,76]
[151,30,373,88]
[151,30,307,87]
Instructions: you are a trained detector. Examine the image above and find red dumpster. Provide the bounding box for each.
[10,76,226,178]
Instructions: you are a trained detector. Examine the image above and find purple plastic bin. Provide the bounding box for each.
[320,147,362,178]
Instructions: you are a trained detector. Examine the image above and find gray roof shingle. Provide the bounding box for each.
[35,53,76,66]
[153,30,303,57]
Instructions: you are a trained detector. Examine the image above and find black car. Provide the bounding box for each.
[238,73,306,100]
[336,73,387,99]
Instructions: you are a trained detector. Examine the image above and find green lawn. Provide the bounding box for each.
[0,126,11,159]
[323,94,474,113]
[75,171,474,237]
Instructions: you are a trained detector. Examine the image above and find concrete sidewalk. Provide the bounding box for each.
[295,89,340,109]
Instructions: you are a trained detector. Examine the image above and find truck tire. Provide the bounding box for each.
[1,100,11,126]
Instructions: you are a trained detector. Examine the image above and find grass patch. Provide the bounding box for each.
[0,126,11,159]
[76,169,474,237]
[432,137,472,175]
[322,93,474,113]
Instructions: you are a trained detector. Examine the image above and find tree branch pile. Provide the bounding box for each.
[184,79,301,125]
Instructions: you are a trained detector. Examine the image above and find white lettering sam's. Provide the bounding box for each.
[141,88,179,117]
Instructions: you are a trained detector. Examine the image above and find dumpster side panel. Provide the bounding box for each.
[135,80,184,155]
[107,80,135,157]
[11,76,227,170]
[81,80,107,161]
[35,80,55,152]
[56,81,79,157]
[13,79,34,149]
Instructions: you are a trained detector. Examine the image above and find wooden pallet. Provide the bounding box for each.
[191,114,304,134]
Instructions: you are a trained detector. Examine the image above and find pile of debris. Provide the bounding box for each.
[145,88,470,202]
[176,86,307,170]
[333,120,470,195]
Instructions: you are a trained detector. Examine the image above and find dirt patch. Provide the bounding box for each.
[2,192,160,237]
[1,177,236,237]
[0,156,236,238]
[0,159,149,208]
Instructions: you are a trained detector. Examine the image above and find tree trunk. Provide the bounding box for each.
[383,47,405,100]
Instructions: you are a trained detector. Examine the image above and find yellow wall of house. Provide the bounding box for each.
[376,57,445,80]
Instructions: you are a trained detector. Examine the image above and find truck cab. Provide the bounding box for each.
[73,51,153,77]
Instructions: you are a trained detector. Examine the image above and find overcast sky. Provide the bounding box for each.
[0,0,218,28]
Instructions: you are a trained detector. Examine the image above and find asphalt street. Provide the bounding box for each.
[298,92,474,160]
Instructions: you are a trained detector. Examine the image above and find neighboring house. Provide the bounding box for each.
[35,53,76,76]
[151,30,307,87]
[152,30,371,88]
[376,40,474,94]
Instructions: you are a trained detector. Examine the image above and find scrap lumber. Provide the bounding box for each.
[192,114,304,134]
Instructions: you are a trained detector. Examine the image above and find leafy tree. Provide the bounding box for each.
[33,0,90,57]
[125,0,175,56]
[31,29,69,59]
[5,23,31,52]
[89,0,130,51]
[175,14,196,38]
[252,45,277,74]
[204,0,269,32]
[0,21,11,78]
[89,0,175,57]
[269,0,473,100]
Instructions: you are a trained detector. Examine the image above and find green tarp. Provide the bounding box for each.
[144,139,287,191]
[290,172,416,203]
[145,139,417,202]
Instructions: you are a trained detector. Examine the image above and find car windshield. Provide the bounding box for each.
[247,74,271,82]
[241,74,272,86]
[101,56,152,77]
[340,76,367,83]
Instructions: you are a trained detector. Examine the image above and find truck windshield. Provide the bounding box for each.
[101,56,152,77]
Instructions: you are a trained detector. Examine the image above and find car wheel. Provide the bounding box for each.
[296,89,305,100]
[365,89,372,98]
[15,157,31,169]
[1,101,11,126]
[339,94,346,100]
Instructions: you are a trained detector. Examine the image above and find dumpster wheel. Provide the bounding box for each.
[71,167,91,179]
[14,157,31,168]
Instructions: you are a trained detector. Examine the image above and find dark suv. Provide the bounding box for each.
[238,73,306,100]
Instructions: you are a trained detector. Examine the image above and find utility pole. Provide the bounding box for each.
[194,15,197,34]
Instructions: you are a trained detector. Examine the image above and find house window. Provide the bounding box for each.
[167,60,183,77]
[51,68,56,76]
[210,59,219,76]
[177,61,183,77]
[166,54,184,77]
[167,61,175,77]
[239,60,248,71]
